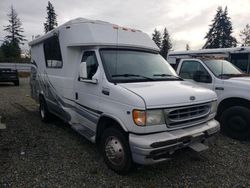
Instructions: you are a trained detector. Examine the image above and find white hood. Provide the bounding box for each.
[119,81,217,108]
[226,76,250,86]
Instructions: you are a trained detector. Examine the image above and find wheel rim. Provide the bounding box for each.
[40,104,45,119]
[228,115,247,132]
[104,136,125,166]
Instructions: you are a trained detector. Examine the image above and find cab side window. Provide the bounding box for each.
[179,61,212,83]
[81,51,98,79]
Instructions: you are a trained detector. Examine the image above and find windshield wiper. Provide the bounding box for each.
[112,74,155,81]
[153,74,182,80]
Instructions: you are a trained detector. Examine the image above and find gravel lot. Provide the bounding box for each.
[0,78,250,188]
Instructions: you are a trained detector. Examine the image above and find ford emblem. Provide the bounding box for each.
[190,96,196,101]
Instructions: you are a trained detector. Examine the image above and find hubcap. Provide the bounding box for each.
[105,136,124,166]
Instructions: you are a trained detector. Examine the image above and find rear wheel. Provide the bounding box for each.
[220,106,250,140]
[100,127,134,174]
[14,80,19,86]
[39,97,52,122]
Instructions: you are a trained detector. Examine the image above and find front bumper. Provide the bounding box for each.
[129,119,220,165]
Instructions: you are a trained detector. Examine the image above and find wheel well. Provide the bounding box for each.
[217,97,250,118]
[96,116,126,144]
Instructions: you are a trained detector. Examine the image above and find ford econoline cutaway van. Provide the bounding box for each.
[29,18,220,174]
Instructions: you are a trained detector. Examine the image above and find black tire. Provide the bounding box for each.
[39,97,52,122]
[14,80,19,86]
[100,127,134,175]
[220,106,250,140]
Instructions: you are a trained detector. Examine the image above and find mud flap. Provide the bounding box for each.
[188,142,208,152]
[0,116,6,130]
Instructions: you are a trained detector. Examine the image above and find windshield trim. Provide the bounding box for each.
[99,48,180,83]
[203,59,245,79]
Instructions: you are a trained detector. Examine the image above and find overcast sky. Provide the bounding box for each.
[0,0,250,52]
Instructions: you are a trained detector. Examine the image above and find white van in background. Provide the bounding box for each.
[29,18,219,174]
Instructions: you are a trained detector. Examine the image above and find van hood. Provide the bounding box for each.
[119,81,217,108]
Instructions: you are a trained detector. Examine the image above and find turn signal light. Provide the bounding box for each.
[132,110,146,126]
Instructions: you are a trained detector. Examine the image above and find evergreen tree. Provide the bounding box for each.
[186,43,190,51]
[240,24,250,46]
[3,5,26,58]
[203,6,237,49]
[44,1,58,33]
[4,6,26,45]
[152,29,162,48]
[160,28,172,59]
[1,40,20,58]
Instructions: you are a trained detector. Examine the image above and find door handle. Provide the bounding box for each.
[215,87,224,91]
[102,88,110,96]
[75,92,78,100]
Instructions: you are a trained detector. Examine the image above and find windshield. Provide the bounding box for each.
[100,49,180,83]
[203,59,245,78]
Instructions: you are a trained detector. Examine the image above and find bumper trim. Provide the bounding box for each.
[129,119,220,165]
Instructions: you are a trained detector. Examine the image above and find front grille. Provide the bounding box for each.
[165,103,211,128]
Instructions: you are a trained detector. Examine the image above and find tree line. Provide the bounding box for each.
[0,1,58,62]
[152,6,250,59]
[0,3,250,62]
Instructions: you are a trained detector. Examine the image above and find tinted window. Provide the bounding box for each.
[43,36,63,68]
[81,51,98,79]
[179,61,210,80]
[231,53,249,73]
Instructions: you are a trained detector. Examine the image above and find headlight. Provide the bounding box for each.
[146,110,165,125]
[210,100,217,114]
[132,109,165,126]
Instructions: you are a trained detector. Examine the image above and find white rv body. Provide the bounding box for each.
[29,18,219,173]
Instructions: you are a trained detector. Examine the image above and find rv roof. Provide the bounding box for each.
[168,47,250,56]
[29,17,159,52]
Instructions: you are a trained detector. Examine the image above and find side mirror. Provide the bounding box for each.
[79,62,87,79]
[193,71,212,83]
[78,62,98,84]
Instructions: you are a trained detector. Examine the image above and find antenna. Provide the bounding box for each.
[115,25,119,75]
[221,60,224,77]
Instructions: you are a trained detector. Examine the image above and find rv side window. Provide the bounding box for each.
[81,51,98,79]
[43,36,63,68]
[179,61,210,81]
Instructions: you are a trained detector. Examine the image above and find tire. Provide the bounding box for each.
[14,80,19,86]
[39,97,52,122]
[100,127,134,175]
[220,106,250,140]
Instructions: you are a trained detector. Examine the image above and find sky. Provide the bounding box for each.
[0,0,250,52]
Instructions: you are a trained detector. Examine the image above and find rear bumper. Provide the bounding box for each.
[0,74,19,82]
[129,119,220,165]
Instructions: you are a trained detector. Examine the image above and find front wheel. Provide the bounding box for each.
[100,127,134,175]
[220,106,250,140]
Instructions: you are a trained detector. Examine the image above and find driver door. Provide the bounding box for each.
[73,50,102,139]
[178,60,214,90]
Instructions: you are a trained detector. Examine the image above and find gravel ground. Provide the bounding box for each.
[0,78,250,188]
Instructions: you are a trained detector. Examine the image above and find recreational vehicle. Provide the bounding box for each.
[29,18,219,174]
